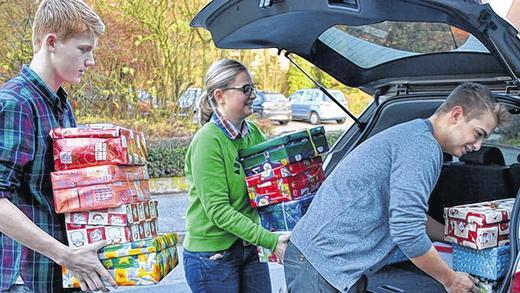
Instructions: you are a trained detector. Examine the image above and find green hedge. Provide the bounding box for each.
[146,130,344,178]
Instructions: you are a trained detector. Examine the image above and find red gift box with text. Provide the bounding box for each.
[54,180,151,213]
[51,125,147,171]
[246,159,324,208]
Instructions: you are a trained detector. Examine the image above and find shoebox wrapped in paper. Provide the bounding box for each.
[64,200,158,226]
[63,233,179,287]
[53,179,151,213]
[246,159,323,208]
[239,127,328,176]
[65,218,159,247]
[51,124,147,171]
[444,198,514,250]
[257,194,314,231]
[51,165,149,190]
[452,244,510,280]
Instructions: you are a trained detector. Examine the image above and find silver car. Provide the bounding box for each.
[288,89,348,125]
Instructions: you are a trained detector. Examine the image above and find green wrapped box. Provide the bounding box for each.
[239,127,329,174]
[63,233,178,287]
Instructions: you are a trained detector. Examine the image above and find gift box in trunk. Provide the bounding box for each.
[64,200,158,226]
[51,165,149,190]
[65,218,158,248]
[54,180,151,213]
[63,233,178,287]
[239,127,329,175]
[452,244,511,280]
[51,124,148,171]
[247,162,323,208]
[444,198,514,250]
[258,194,314,231]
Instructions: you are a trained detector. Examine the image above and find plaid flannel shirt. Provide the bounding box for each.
[0,65,76,292]
[210,110,249,140]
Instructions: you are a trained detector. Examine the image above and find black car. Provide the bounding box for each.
[252,91,292,125]
[192,1,520,292]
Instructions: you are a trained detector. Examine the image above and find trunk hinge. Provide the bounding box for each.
[506,80,520,95]
[396,84,409,96]
[282,51,365,129]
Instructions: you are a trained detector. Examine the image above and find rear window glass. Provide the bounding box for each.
[319,21,490,69]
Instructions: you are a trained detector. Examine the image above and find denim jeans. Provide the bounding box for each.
[1,285,33,293]
[183,240,272,293]
[284,241,367,293]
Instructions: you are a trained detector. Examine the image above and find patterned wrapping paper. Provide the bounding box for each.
[240,127,329,174]
[247,164,323,208]
[65,200,159,226]
[258,194,314,231]
[65,218,159,248]
[452,244,511,280]
[245,157,322,186]
[444,198,514,250]
[63,233,179,287]
[51,125,148,171]
[53,180,151,213]
[51,165,149,190]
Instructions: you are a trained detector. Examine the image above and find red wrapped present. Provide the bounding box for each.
[245,157,322,186]
[64,200,158,226]
[54,180,151,213]
[51,124,147,171]
[51,165,149,190]
[246,160,324,208]
[444,198,514,250]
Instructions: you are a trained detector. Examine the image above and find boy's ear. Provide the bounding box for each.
[448,105,464,124]
[44,34,58,52]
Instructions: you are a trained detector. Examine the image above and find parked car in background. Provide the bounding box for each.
[288,88,348,125]
[178,87,202,117]
[252,91,292,125]
[193,0,520,291]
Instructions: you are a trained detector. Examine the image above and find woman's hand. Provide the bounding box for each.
[273,233,291,263]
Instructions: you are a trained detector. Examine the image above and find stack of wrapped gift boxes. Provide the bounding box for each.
[239,126,329,262]
[444,198,515,291]
[50,124,178,287]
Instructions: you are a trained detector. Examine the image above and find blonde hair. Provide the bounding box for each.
[435,82,511,127]
[32,0,105,52]
[198,59,248,126]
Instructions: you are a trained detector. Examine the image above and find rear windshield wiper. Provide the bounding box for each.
[282,51,365,129]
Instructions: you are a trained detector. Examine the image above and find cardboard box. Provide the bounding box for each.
[452,244,510,280]
[51,165,149,190]
[247,165,323,208]
[54,180,151,213]
[244,156,322,180]
[64,200,159,226]
[51,125,147,171]
[258,194,314,231]
[63,233,178,287]
[65,218,159,247]
[240,127,329,174]
[444,198,514,250]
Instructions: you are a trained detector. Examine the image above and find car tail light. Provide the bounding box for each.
[512,272,520,292]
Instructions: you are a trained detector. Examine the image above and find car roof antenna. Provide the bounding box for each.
[281,50,365,129]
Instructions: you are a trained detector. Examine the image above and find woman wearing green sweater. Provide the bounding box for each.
[183,59,290,293]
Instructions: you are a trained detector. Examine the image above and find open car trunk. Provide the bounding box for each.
[346,92,520,293]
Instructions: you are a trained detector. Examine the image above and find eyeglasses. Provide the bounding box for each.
[222,84,256,97]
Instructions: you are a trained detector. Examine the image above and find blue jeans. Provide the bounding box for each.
[183,240,272,293]
[284,241,367,293]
